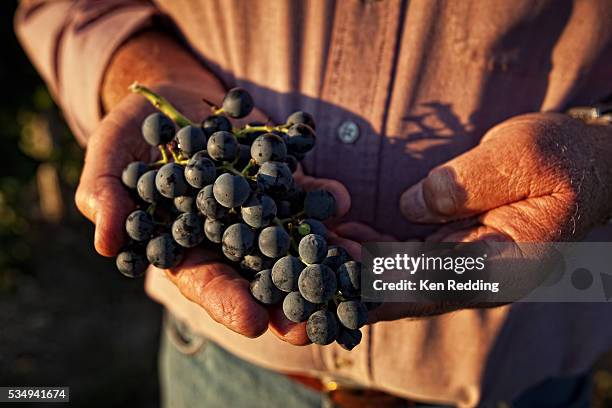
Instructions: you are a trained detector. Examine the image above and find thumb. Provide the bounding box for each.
[399,128,564,224]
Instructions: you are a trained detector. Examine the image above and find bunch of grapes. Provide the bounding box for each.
[115,83,369,349]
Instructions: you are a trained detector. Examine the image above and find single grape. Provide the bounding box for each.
[172,212,204,248]
[241,193,277,228]
[258,226,291,258]
[176,125,207,156]
[116,249,148,278]
[222,87,254,119]
[250,133,287,164]
[277,200,292,218]
[213,173,251,208]
[174,195,197,213]
[286,123,316,154]
[125,210,154,242]
[283,291,316,322]
[235,144,252,170]
[303,189,336,220]
[196,185,228,220]
[185,154,216,188]
[207,131,239,162]
[271,255,305,292]
[137,170,161,203]
[336,328,362,351]
[298,264,337,304]
[256,161,293,195]
[155,163,189,198]
[337,261,361,297]
[146,233,183,269]
[336,300,368,330]
[285,155,299,173]
[298,219,327,237]
[201,115,232,137]
[222,223,255,261]
[306,310,339,345]
[286,111,316,131]
[322,245,349,271]
[204,217,226,244]
[298,234,328,264]
[122,161,148,189]
[250,269,284,305]
[142,112,176,146]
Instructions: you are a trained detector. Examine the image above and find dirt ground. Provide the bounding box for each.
[0,208,162,407]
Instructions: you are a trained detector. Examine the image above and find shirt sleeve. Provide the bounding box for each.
[15,0,160,145]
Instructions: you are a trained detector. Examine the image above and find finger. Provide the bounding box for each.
[334,222,397,242]
[268,307,310,345]
[399,127,567,224]
[294,165,351,218]
[425,218,480,243]
[438,225,512,243]
[165,249,269,338]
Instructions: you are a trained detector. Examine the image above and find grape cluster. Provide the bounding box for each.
[116,84,369,349]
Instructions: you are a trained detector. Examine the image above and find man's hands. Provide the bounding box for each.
[400,113,612,243]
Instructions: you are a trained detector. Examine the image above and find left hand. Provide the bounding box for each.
[400,112,612,243]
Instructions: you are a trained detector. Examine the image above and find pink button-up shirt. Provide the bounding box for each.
[15,1,612,406]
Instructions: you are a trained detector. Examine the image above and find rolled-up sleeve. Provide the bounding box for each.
[15,0,160,144]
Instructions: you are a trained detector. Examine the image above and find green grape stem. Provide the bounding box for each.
[234,124,289,138]
[158,146,169,164]
[129,82,193,128]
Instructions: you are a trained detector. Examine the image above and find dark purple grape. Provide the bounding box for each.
[222,223,255,261]
[125,210,154,242]
[250,269,284,305]
[306,310,339,345]
[222,87,254,119]
[277,200,292,218]
[116,249,148,278]
[137,170,161,203]
[213,173,251,208]
[256,161,293,195]
[185,154,216,189]
[196,185,228,220]
[337,261,361,297]
[176,125,207,156]
[336,300,368,330]
[298,234,328,264]
[122,161,148,189]
[146,233,183,269]
[241,193,277,228]
[155,163,189,198]
[283,291,316,322]
[207,131,239,162]
[286,123,315,154]
[336,328,362,351]
[250,133,287,164]
[204,217,226,244]
[235,144,252,169]
[201,115,231,137]
[142,112,175,146]
[298,264,337,304]
[258,226,290,258]
[285,155,299,173]
[172,212,204,248]
[322,245,349,271]
[174,196,197,213]
[303,189,336,220]
[286,111,316,131]
[271,255,305,292]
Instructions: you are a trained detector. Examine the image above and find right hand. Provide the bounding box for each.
[75,83,352,343]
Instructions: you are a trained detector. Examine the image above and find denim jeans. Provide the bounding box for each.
[159,314,591,408]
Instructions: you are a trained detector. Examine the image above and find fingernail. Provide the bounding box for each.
[401,182,430,222]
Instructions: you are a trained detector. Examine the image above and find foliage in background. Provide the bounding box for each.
[0,0,83,292]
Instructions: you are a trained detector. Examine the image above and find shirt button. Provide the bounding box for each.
[337,120,360,144]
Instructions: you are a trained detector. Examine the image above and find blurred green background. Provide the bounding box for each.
[0,1,161,407]
[2,1,612,407]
